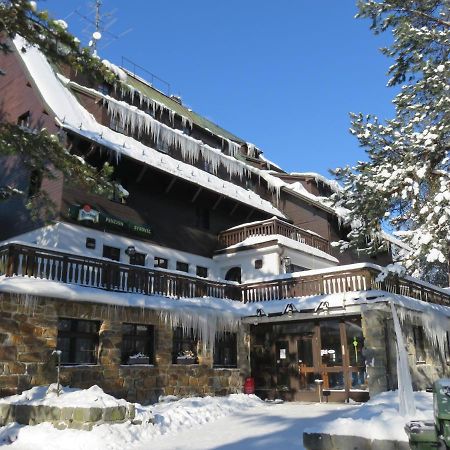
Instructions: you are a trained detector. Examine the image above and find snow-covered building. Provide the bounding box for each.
[0,37,449,404]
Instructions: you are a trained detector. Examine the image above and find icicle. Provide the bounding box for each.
[390,302,416,417]
[157,307,240,352]
[103,95,250,180]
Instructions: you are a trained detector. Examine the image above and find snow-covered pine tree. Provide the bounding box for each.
[332,0,449,286]
[0,0,115,217]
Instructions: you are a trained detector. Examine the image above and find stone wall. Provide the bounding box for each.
[361,305,450,396]
[0,293,247,403]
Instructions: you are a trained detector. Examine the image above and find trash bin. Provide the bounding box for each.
[434,378,450,448]
[404,421,438,450]
[243,377,255,394]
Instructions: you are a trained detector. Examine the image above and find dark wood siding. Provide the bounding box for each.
[0,51,63,240]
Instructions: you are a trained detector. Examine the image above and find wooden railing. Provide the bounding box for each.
[0,244,241,301]
[218,218,331,255]
[1,244,448,307]
[241,266,450,306]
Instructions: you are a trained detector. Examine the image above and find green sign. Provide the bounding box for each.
[68,204,152,238]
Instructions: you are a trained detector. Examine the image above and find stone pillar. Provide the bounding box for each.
[237,324,251,378]
[361,308,390,396]
[98,320,122,396]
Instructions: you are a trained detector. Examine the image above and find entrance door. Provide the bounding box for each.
[275,341,290,390]
[297,335,316,391]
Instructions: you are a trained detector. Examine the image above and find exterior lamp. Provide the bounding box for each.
[256,308,266,317]
[314,301,330,313]
[283,303,298,317]
[125,245,136,257]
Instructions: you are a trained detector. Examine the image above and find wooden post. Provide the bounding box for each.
[6,244,16,277]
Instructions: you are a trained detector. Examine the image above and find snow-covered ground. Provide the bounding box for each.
[0,386,434,449]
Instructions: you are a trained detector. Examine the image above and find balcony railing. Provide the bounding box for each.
[0,243,448,307]
[218,218,331,255]
[0,244,240,301]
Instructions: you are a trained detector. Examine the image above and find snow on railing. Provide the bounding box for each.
[1,244,448,306]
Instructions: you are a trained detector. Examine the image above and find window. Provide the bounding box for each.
[196,206,210,230]
[287,264,307,273]
[154,256,168,269]
[172,327,198,364]
[98,84,110,95]
[176,261,189,273]
[130,252,146,266]
[196,266,208,278]
[214,332,237,368]
[86,238,96,249]
[103,245,120,261]
[413,325,426,363]
[17,111,31,128]
[121,323,154,365]
[110,116,126,135]
[156,139,170,154]
[254,259,263,269]
[57,318,100,365]
[28,169,42,198]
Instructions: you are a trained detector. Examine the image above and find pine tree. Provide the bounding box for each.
[0,0,115,217]
[332,0,450,286]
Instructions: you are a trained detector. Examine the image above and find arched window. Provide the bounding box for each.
[225,267,241,283]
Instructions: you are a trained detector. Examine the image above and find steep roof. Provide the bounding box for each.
[12,36,285,218]
[126,72,245,144]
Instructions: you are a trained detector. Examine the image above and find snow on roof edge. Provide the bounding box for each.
[12,37,285,219]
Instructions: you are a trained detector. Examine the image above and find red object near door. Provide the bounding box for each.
[244,377,255,394]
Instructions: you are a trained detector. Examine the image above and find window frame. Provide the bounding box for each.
[154,256,168,269]
[213,332,237,368]
[196,266,208,278]
[172,327,198,364]
[56,318,100,366]
[176,261,189,273]
[103,245,121,261]
[129,252,146,266]
[121,323,155,365]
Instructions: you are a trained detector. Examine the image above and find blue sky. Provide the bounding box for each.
[41,0,395,177]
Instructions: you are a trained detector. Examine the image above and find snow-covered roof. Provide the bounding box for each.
[13,37,285,219]
[289,172,342,193]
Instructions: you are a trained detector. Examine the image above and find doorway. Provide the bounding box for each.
[250,317,368,402]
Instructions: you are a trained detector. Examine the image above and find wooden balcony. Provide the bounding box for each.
[218,218,331,255]
[0,243,241,301]
[0,243,448,307]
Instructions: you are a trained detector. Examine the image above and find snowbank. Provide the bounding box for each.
[306,391,433,441]
[1,394,263,449]
[0,384,128,408]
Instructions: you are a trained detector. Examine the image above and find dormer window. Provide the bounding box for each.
[17,111,31,128]
[98,84,110,95]
[110,116,126,135]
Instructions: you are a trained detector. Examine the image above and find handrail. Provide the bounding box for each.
[218,218,331,255]
[0,243,240,301]
[0,243,448,307]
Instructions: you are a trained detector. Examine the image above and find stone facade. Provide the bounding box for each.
[0,293,248,403]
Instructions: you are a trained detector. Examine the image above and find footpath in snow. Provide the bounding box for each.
[0,386,433,450]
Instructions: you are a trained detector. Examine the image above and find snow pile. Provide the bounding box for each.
[1,394,263,450]
[151,394,262,434]
[306,390,433,441]
[0,384,129,408]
